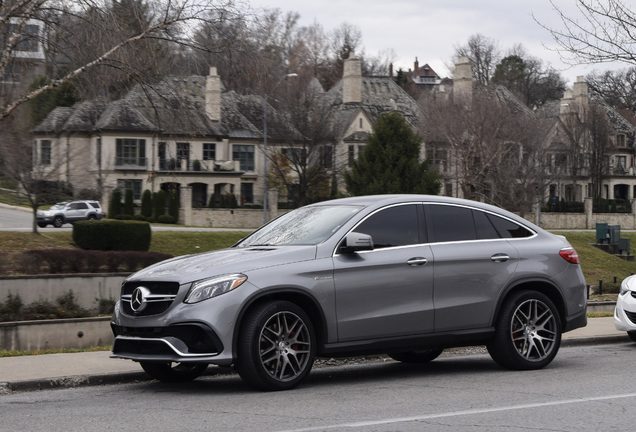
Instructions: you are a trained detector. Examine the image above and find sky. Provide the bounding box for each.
[252,0,628,88]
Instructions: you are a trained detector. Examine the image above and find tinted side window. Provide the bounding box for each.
[474,210,500,239]
[486,214,533,238]
[355,205,419,248]
[427,205,477,242]
[76,202,89,210]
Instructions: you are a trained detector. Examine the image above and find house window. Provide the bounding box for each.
[616,134,627,147]
[359,118,363,128]
[358,145,365,158]
[116,139,146,166]
[117,179,142,201]
[203,143,216,161]
[282,147,306,165]
[616,155,627,172]
[13,24,40,52]
[241,183,254,204]
[39,140,51,166]
[320,146,333,169]
[233,144,255,171]
[348,145,355,166]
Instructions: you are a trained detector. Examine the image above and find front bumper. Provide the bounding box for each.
[614,290,636,332]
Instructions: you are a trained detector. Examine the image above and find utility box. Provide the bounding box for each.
[619,237,631,255]
[596,223,608,244]
[608,224,621,244]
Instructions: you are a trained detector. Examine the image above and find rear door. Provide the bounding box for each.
[425,204,521,332]
[333,203,435,341]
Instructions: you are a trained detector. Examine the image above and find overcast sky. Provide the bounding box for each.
[252,0,628,87]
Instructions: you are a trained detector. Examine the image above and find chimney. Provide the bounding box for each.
[205,66,221,121]
[573,76,589,108]
[343,54,362,104]
[453,56,473,102]
[414,57,419,74]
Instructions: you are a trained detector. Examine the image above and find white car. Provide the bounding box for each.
[615,275,636,342]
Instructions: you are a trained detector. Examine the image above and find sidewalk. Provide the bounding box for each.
[0,317,630,394]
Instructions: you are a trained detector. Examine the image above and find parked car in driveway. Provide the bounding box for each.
[110,194,588,390]
[37,200,104,228]
[615,275,636,342]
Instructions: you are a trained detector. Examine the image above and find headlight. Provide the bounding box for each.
[184,274,247,304]
[620,276,635,296]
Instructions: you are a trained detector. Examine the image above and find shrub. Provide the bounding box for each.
[157,214,176,224]
[153,189,166,219]
[141,189,152,218]
[73,219,151,251]
[123,188,134,215]
[109,188,122,219]
[168,190,179,222]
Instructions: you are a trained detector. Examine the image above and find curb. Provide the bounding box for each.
[0,336,631,394]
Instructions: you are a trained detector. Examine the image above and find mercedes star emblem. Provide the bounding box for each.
[130,286,151,312]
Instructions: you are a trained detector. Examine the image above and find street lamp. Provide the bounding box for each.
[263,73,297,224]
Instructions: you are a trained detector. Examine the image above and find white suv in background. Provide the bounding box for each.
[37,200,104,228]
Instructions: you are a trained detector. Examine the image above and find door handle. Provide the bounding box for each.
[407,257,428,266]
[491,253,510,262]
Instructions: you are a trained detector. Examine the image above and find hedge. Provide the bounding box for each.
[73,220,151,251]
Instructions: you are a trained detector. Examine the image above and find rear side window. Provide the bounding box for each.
[354,205,420,249]
[486,214,533,238]
[427,205,477,242]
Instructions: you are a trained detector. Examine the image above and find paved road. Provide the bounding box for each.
[0,343,635,432]
[0,204,254,232]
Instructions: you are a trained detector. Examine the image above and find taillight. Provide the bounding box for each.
[559,247,580,264]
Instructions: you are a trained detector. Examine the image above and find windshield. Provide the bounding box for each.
[50,204,66,210]
[237,205,362,247]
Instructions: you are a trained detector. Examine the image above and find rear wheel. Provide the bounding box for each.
[389,349,443,363]
[53,216,64,228]
[487,290,561,370]
[236,300,316,391]
[140,362,208,382]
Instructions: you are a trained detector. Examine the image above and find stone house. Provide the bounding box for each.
[30,56,422,211]
[424,56,636,207]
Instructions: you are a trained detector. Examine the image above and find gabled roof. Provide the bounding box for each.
[326,76,421,126]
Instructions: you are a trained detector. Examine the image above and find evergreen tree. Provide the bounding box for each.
[140,189,152,218]
[344,112,441,196]
[153,190,166,219]
[168,190,179,222]
[123,188,134,215]
[109,188,122,218]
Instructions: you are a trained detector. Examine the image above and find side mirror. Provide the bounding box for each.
[340,232,374,254]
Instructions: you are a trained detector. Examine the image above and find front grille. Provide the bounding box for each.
[112,323,223,354]
[120,281,180,317]
[625,310,636,324]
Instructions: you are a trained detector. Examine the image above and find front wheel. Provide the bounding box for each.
[389,349,443,363]
[140,362,208,382]
[53,216,64,228]
[37,222,47,228]
[236,301,316,391]
[487,290,561,370]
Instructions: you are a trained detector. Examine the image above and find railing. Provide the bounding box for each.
[115,157,147,169]
[157,159,238,172]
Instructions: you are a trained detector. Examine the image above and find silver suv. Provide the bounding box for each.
[110,195,587,390]
[37,200,104,228]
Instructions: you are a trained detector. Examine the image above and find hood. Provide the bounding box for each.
[126,245,318,283]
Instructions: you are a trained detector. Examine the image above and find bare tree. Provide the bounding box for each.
[0,0,245,121]
[537,0,636,68]
[452,34,500,85]
[587,67,636,112]
[419,85,545,211]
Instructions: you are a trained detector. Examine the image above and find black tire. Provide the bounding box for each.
[236,300,316,391]
[628,331,636,343]
[88,214,96,221]
[53,216,64,228]
[37,222,47,228]
[487,290,562,370]
[140,362,208,382]
[389,349,443,363]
